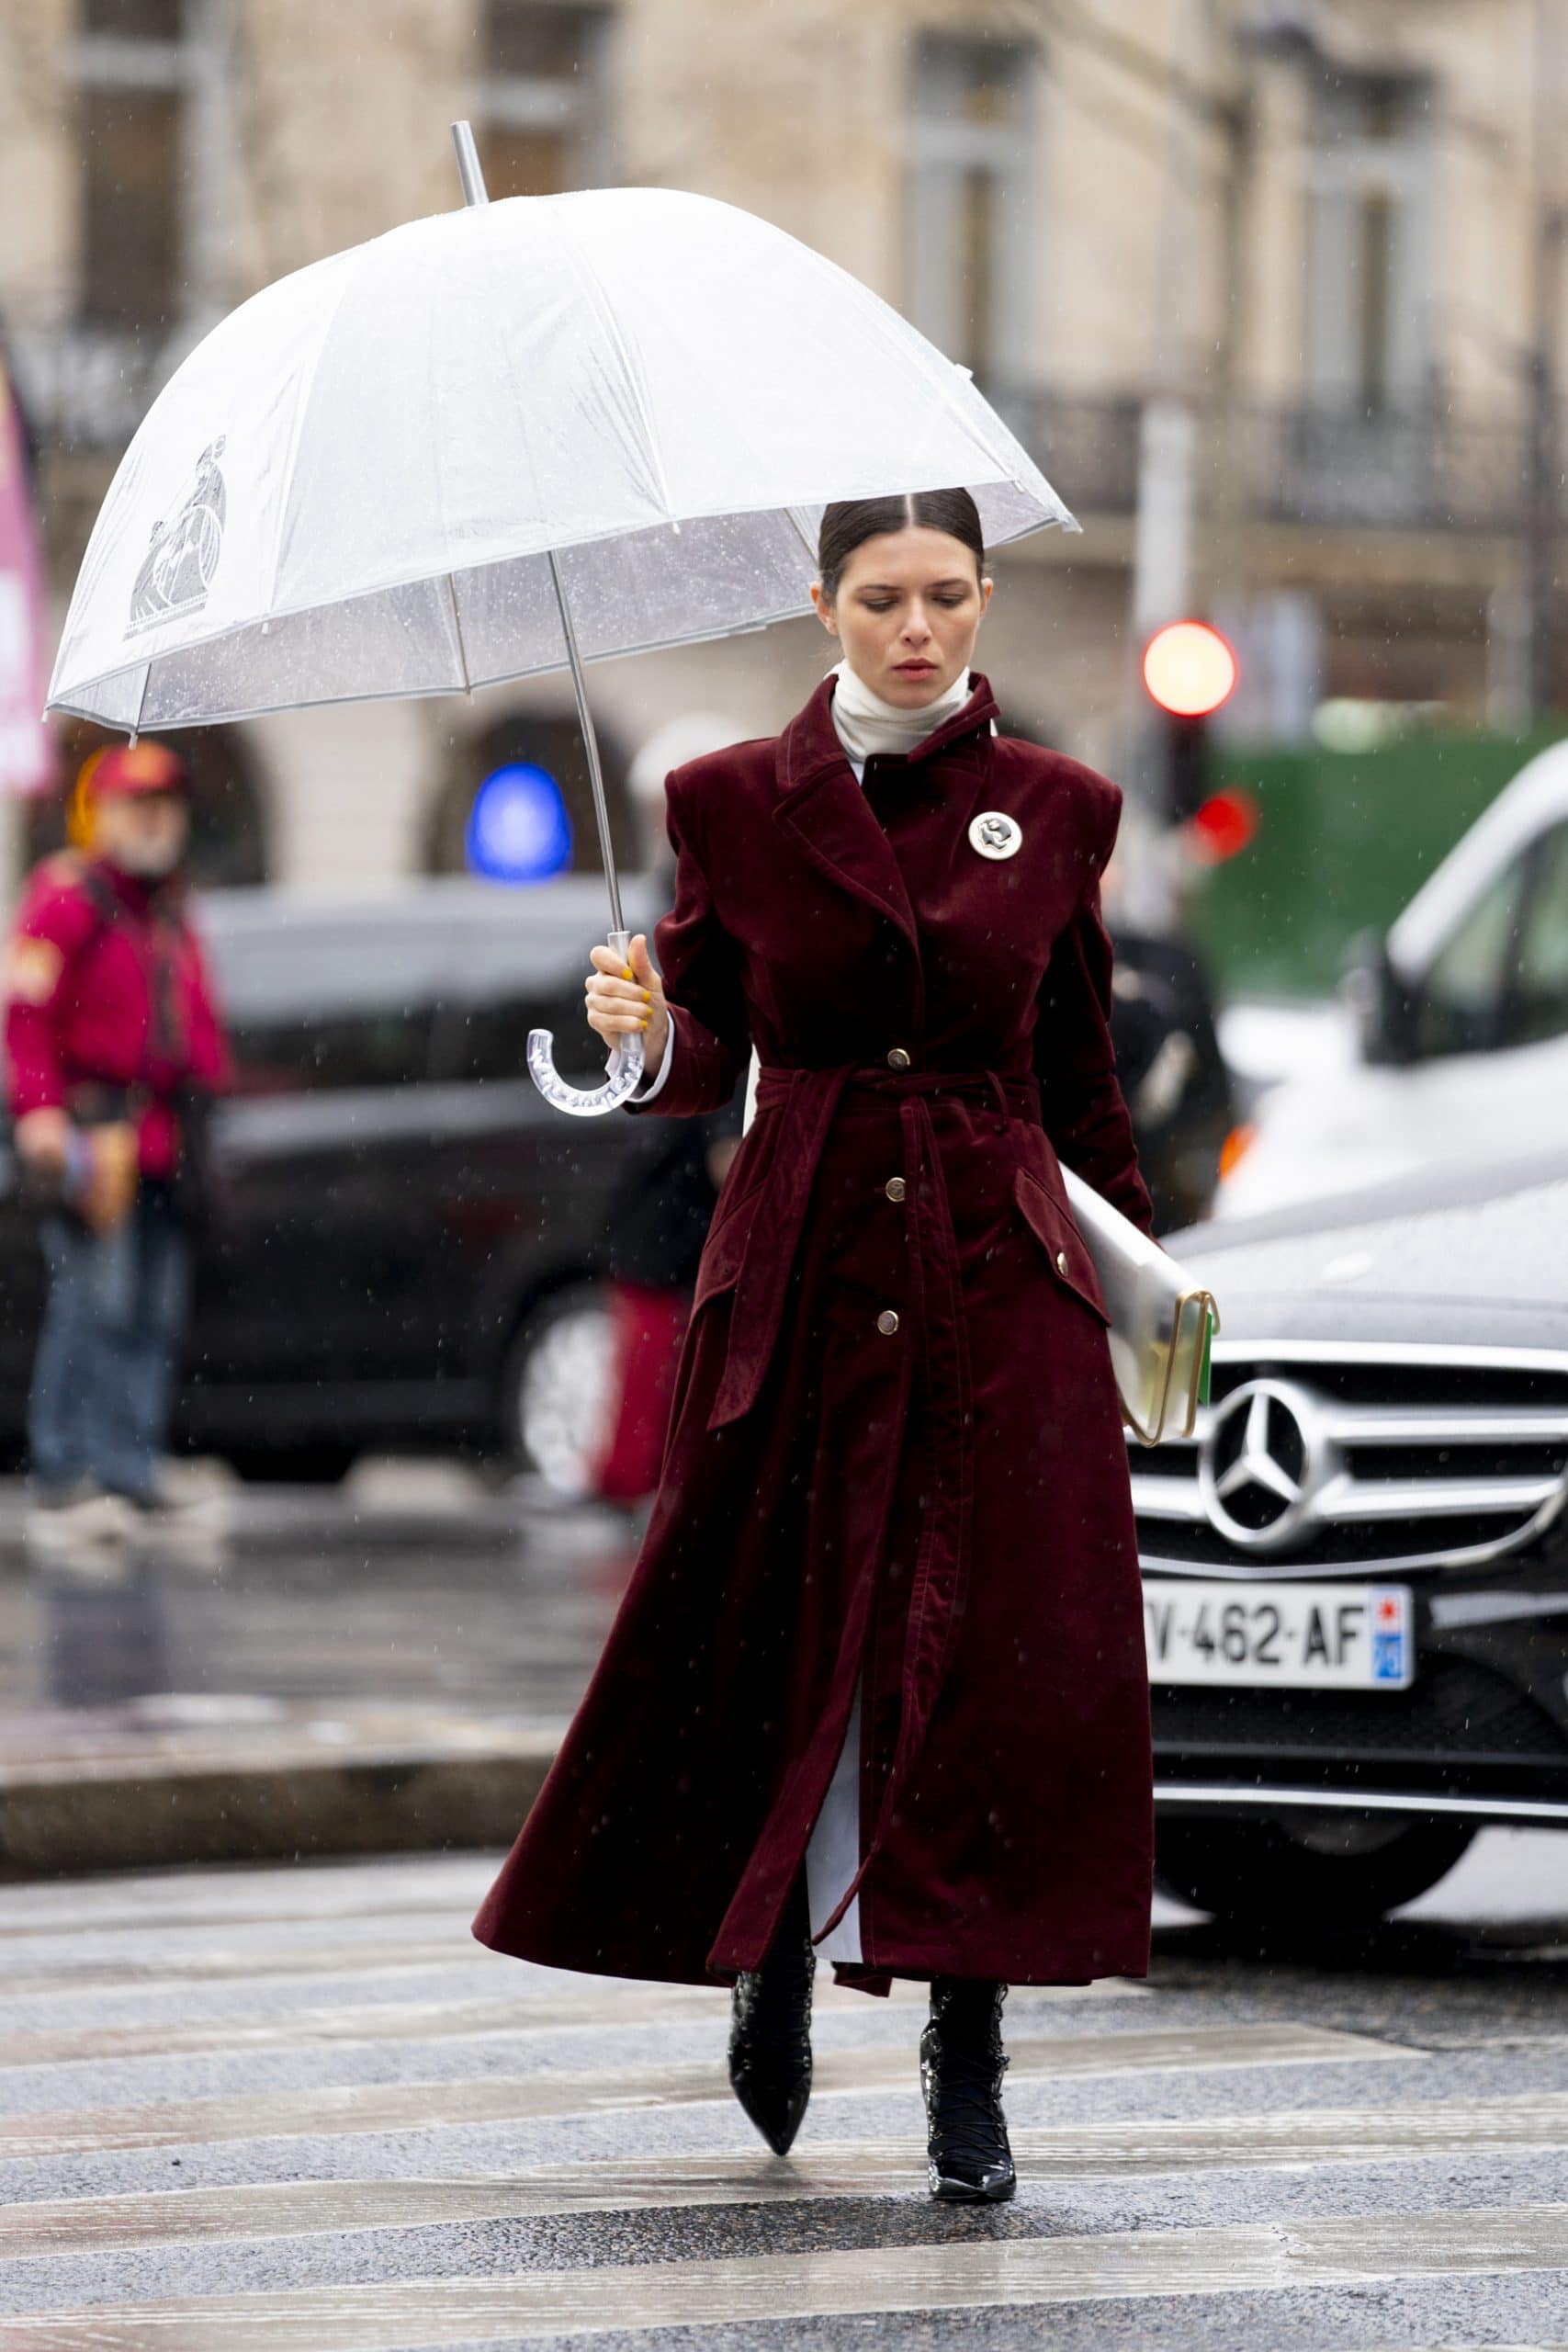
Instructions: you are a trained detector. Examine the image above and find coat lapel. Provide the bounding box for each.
[771,670,1001,969]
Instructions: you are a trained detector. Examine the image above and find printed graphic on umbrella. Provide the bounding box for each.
[128,440,228,635]
[47,123,1077,1114]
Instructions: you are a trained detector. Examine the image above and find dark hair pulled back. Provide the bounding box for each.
[816,487,985,601]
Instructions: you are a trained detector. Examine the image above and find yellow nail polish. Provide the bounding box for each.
[622,965,633,978]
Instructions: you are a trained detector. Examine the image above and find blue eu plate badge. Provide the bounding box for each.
[1369,1586,1412,1683]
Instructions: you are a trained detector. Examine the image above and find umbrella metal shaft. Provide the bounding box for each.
[450,119,625,939]
[547,547,626,935]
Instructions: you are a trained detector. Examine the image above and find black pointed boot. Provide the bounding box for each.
[728,1881,816,2156]
[920,1976,1016,2201]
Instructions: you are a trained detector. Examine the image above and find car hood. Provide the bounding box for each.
[1161,1145,1568,1353]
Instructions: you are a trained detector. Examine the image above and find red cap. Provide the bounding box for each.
[81,741,189,799]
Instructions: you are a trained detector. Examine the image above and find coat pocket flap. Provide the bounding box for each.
[1012,1167,1111,1327]
[692,1179,763,1311]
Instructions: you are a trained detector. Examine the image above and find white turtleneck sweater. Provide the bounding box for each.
[824,653,976,777]
[626,659,978,1102]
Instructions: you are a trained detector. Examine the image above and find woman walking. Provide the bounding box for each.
[471,488,1157,2202]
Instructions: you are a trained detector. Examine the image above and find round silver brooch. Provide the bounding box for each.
[968,809,1021,860]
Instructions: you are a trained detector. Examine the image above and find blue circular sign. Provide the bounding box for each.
[465,762,573,884]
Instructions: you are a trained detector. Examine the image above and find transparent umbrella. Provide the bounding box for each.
[47,125,1077,1113]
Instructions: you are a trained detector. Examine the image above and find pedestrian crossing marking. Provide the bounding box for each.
[0,1885,495,1940]
[3,1844,1563,2348]
[0,1938,524,1996]
[4,2202,1567,2349]
[0,1984,733,2061]
[0,1977,1142,2073]
[4,2096,1568,2257]
[0,1923,1149,1997]
[0,2021,1398,2161]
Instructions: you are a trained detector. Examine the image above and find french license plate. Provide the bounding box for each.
[1145,1578,1414,1689]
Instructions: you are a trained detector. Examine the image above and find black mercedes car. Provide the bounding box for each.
[1141,1145,1568,1931]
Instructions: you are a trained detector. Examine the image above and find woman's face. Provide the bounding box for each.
[811,526,992,707]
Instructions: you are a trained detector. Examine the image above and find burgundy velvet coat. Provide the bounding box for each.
[471,669,1158,1996]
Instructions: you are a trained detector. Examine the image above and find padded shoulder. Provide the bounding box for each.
[665,734,777,805]
[996,738,1123,866]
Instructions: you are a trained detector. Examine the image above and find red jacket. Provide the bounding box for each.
[3,854,231,1181]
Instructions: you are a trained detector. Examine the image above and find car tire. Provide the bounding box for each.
[497,1282,617,1500]
[1156,1814,1476,1933]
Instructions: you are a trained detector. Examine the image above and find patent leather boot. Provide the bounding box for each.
[727,1883,816,2156]
[920,1976,1016,2201]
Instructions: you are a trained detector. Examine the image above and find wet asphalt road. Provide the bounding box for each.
[0,1832,1564,2348]
[0,1472,1565,2346]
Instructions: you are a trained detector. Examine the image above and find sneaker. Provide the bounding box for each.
[25,1486,140,1566]
[114,1469,231,1531]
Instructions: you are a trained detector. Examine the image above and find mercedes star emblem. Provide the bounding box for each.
[1197,1377,1327,1552]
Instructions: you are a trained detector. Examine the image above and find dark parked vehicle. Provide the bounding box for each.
[0,875,1228,1487]
[1108,925,1233,1233]
[1140,1145,1568,1931]
[0,876,662,1488]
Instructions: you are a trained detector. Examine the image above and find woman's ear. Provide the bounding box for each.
[808,578,838,635]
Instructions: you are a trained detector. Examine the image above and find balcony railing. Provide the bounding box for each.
[989,385,1544,537]
[6,321,192,458]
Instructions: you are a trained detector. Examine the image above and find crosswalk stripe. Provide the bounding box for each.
[0,2022,1393,2160]
[0,1938,521,1996]
[0,1986,726,2070]
[0,1882,499,1941]
[0,1909,503,1973]
[0,1975,1139,2074]
[5,2201,1567,2348]
[0,1853,495,1928]
[0,1928,1142,2002]
[4,2097,1567,2258]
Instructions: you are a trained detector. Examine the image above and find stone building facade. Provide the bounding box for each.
[1,0,1562,892]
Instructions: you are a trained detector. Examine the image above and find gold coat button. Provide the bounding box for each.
[885,1175,907,1202]
[876,1308,900,1335]
[886,1046,911,1069]
[1055,1249,1069,1275]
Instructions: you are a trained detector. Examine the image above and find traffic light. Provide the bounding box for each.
[1141,620,1238,823]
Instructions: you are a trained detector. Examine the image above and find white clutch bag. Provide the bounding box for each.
[1060,1167,1220,1446]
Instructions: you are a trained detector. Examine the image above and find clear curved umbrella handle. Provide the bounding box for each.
[527,927,646,1116]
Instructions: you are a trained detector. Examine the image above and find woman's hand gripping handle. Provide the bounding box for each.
[586,933,671,1069]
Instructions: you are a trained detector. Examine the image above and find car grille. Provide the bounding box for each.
[1132,1344,1568,1575]
[1153,1656,1568,1767]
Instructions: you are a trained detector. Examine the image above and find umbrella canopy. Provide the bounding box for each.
[46,184,1074,733]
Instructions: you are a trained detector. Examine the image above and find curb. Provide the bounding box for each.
[0,1706,558,1880]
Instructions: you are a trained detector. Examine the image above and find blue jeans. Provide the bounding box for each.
[28,1182,192,1501]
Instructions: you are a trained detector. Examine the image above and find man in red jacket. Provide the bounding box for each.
[3,741,231,1544]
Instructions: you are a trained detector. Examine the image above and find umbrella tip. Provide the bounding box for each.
[451,120,490,209]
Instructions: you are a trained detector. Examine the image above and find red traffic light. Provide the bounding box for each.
[1186,786,1259,864]
[1141,620,1238,719]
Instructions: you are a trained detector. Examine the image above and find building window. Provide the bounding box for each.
[906,35,1036,390]
[479,2,614,197]
[1305,71,1432,413]
[73,0,232,335]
